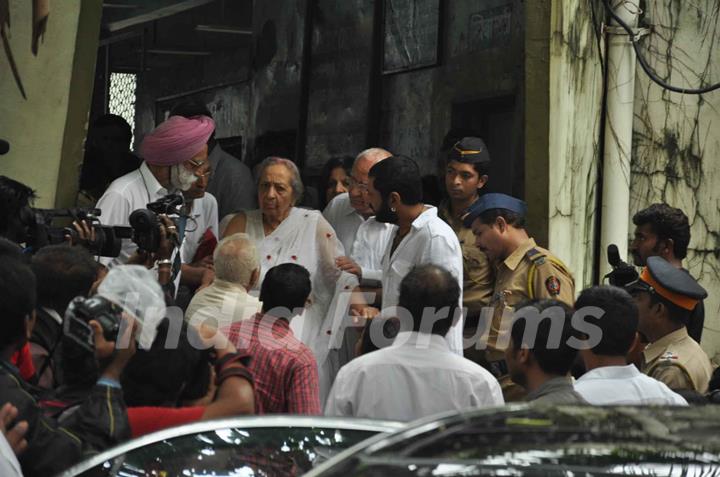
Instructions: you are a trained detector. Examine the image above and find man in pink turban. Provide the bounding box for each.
[95,115,218,296]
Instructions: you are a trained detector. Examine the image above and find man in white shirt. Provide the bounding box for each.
[367,155,464,355]
[324,148,394,280]
[323,147,392,252]
[574,286,687,406]
[96,115,217,291]
[325,264,503,421]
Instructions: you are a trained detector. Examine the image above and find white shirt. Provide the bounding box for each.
[575,364,688,406]
[325,331,503,421]
[96,162,218,293]
[350,217,395,284]
[0,433,23,477]
[322,193,364,255]
[96,162,170,267]
[180,193,219,264]
[186,279,262,326]
[380,207,464,355]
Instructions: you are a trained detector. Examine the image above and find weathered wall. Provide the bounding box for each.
[381,0,524,188]
[0,0,101,207]
[134,47,251,153]
[546,0,604,290]
[630,1,720,356]
[304,0,375,173]
[247,0,307,163]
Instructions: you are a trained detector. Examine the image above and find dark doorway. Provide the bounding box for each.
[451,95,523,197]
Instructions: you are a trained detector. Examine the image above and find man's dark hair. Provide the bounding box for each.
[0,237,23,260]
[633,203,690,259]
[650,292,692,326]
[170,101,213,119]
[0,255,36,350]
[0,176,36,238]
[369,155,423,205]
[398,264,460,336]
[478,208,526,229]
[31,245,98,314]
[260,263,312,313]
[575,286,638,356]
[510,299,576,376]
[90,114,132,144]
[121,319,212,406]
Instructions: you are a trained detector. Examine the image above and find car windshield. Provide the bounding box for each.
[76,426,378,477]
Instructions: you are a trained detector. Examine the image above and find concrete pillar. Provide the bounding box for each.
[0,0,102,208]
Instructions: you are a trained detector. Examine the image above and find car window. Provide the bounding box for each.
[76,426,377,477]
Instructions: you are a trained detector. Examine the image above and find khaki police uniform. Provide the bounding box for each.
[478,238,574,401]
[482,238,575,362]
[643,327,713,393]
[438,201,494,316]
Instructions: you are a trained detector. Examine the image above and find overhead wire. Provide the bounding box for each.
[602,0,720,94]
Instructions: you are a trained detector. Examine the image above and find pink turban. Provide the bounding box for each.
[140,115,215,166]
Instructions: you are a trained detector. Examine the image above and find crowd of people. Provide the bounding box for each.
[0,106,717,476]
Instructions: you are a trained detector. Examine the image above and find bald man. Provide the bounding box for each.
[323,148,395,286]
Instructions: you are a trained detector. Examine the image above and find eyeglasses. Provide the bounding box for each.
[348,176,368,191]
[186,159,211,178]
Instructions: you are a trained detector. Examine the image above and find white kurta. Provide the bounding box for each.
[239,208,359,400]
[322,193,365,255]
[324,331,503,421]
[574,365,688,406]
[380,207,465,355]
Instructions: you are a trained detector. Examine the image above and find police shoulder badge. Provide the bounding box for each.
[545,276,561,296]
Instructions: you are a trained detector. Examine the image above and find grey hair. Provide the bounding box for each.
[213,233,259,287]
[255,156,304,205]
[355,147,392,167]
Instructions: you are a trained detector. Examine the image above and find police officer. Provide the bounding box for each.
[438,137,494,328]
[628,256,714,393]
[630,203,705,343]
[463,193,574,400]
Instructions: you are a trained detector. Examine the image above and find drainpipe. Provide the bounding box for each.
[599,0,644,279]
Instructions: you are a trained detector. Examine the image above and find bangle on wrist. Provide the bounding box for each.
[157,258,172,267]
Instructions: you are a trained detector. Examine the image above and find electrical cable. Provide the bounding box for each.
[603,0,720,94]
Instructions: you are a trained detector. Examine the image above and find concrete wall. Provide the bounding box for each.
[546,0,604,289]
[304,0,375,172]
[381,0,525,187]
[0,0,101,208]
[134,47,251,155]
[630,0,720,357]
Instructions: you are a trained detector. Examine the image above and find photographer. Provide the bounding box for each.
[0,254,133,476]
[0,176,36,249]
[95,115,218,297]
[29,245,99,389]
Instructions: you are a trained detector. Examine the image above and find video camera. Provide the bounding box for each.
[27,194,185,257]
[63,295,124,355]
[604,244,639,287]
[129,194,184,253]
[28,207,132,257]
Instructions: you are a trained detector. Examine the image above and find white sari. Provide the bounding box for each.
[223,207,359,400]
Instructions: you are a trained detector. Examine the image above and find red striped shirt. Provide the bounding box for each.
[226,314,321,415]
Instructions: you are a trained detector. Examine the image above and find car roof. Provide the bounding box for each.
[59,415,404,477]
[305,404,720,476]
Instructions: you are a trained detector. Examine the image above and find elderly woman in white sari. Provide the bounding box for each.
[221,157,364,399]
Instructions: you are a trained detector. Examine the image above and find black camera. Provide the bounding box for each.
[63,295,124,355]
[28,208,132,257]
[129,194,184,253]
[605,244,640,287]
